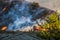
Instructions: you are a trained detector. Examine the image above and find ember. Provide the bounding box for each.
[33,25,41,31]
[2,6,7,12]
[1,26,7,31]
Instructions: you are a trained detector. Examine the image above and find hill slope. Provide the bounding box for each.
[0,31,43,40]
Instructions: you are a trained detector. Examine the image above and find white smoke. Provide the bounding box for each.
[26,0,60,13]
[0,0,54,31]
[7,0,36,31]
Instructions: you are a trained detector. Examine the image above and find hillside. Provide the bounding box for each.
[0,31,44,40]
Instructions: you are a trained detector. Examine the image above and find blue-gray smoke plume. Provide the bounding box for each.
[0,0,54,31]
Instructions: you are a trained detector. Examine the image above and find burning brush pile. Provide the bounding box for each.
[0,0,54,32]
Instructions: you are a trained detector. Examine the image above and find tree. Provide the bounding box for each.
[44,11,60,40]
[35,11,60,40]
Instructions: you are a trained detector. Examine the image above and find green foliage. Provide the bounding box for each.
[35,11,60,40]
[46,11,60,30]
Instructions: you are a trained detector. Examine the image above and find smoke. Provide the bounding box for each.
[26,0,60,13]
[0,0,54,31]
[7,0,36,31]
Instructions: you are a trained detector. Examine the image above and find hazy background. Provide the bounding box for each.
[26,0,60,13]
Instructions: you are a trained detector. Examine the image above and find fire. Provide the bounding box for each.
[1,26,7,31]
[2,6,7,12]
[33,25,41,31]
[33,24,48,31]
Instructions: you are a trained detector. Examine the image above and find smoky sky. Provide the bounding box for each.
[26,0,60,13]
[0,0,54,31]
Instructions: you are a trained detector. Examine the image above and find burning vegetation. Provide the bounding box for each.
[0,0,60,40]
[2,6,7,12]
[0,0,54,31]
[0,26,7,31]
[35,11,60,40]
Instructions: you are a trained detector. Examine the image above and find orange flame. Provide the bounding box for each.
[33,24,48,31]
[1,26,7,31]
[2,6,7,12]
[33,25,41,31]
